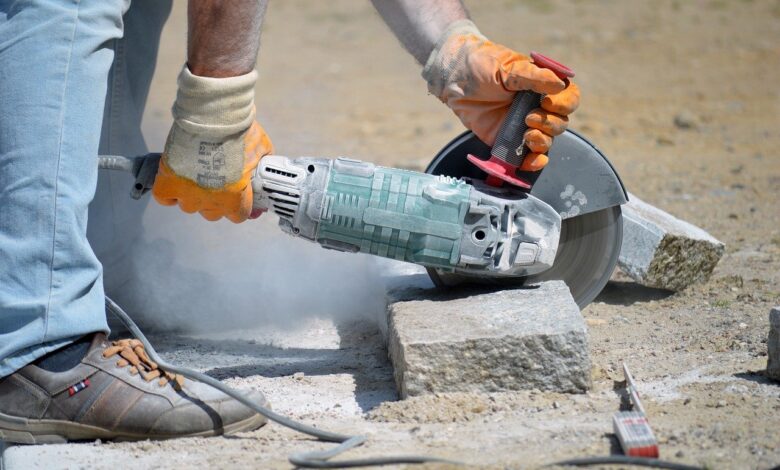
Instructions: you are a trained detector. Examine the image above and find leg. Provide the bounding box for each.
[88,0,172,300]
[0,3,269,443]
[0,0,130,377]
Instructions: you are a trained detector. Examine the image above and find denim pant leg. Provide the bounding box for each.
[88,1,172,302]
[0,0,130,378]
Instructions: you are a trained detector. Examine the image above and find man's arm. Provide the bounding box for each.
[373,0,579,172]
[187,0,269,77]
[152,0,274,223]
[369,0,468,65]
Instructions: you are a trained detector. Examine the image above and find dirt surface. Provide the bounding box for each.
[5,0,780,468]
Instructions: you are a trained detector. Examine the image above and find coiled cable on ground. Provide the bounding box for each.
[105,296,460,468]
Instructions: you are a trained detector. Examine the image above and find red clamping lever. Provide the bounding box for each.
[467,52,575,189]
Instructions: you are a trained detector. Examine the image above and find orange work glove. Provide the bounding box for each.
[422,20,580,171]
[152,67,273,223]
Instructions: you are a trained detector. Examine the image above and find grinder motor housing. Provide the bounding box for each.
[254,155,562,278]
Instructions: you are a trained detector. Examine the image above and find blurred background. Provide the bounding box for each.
[127,0,779,332]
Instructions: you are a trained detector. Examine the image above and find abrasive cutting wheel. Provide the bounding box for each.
[425,131,624,309]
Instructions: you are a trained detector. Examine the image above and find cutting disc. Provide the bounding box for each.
[427,207,622,309]
[525,205,622,307]
[425,131,624,309]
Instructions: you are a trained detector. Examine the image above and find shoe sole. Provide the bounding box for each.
[0,409,268,445]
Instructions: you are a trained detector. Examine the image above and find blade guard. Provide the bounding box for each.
[432,130,627,219]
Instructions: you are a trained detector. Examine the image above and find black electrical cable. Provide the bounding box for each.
[549,456,703,470]
[104,296,461,468]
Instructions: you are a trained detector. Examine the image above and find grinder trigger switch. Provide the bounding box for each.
[467,52,575,189]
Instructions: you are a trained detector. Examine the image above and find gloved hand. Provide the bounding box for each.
[422,20,580,171]
[152,67,273,223]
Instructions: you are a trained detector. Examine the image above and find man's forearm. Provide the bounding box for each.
[188,0,269,78]
[371,0,469,65]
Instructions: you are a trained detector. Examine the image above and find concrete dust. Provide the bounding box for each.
[638,367,734,403]
[120,211,387,333]
[153,318,397,419]
[5,0,780,468]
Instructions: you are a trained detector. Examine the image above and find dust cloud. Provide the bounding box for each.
[112,203,388,334]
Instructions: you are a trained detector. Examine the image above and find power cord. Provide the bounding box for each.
[549,456,703,469]
[105,296,460,468]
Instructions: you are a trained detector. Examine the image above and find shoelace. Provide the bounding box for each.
[102,339,184,390]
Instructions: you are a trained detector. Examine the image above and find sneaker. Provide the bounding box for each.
[0,333,267,443]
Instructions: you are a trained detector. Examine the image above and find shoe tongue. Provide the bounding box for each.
[90,332,108,348]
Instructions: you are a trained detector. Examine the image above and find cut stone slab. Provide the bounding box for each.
[386,280,591,398]
[767,307,780,381]
[619,193,725,291]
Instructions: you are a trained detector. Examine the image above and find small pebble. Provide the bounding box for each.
[674,111,699,130]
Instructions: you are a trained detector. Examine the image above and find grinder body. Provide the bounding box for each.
[254,155,561,277]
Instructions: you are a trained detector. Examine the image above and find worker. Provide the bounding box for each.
[0,0,579,443]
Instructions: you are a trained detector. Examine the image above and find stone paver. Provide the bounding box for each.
[619,193,725,291]
[386,281,591,398]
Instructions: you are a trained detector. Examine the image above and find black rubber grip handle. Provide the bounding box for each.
[488,52,575,174]
[490,91,541,166]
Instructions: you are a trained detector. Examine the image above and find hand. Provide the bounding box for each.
[152,67,273,223]
[422,20,580,171]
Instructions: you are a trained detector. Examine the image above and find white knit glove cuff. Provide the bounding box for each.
[173,66,257,138]
[421,20,486,99]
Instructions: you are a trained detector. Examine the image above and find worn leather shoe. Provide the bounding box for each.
[0,334,267,443]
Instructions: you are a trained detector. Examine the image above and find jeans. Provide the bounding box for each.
[0,0,172,377]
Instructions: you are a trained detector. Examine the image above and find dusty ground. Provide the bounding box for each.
[5,0,780,468]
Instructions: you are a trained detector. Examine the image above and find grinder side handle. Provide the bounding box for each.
[491,91,542,168]
[468,51,575,189]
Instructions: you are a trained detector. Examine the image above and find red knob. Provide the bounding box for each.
[530,51,575,80]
